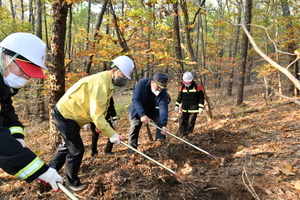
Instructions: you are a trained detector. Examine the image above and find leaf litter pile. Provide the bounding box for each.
[1,85,300,199]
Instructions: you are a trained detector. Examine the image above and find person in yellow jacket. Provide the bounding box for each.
[49,55,135,191]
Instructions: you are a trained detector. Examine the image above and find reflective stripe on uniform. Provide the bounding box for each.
[182,89,197,93]
[199,104,204,108]
[112,116,117,120]
[182,109,199,113]
[9,126,24,135]
[175,102,180,106]
[15,157,44,180]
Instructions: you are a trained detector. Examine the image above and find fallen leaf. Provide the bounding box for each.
[280,168,295,176]
[281,126,292,132]
[293,181,300,190]
[236,145,244,152]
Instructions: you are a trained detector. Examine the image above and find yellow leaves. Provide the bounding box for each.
[186,24,195,29]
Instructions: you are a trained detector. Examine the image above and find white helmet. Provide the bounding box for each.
[112,55,134,80]
[0,32,47,69]
[182,71,193,82]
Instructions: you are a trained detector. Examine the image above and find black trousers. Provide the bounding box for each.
[179,112,198,135]
[128,111,165,149]
[49,106,84,187]
[90,122,114,155]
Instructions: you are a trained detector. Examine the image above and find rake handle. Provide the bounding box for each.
[121,141,175,174]
[57,183,79,200]
[148,122,212,156]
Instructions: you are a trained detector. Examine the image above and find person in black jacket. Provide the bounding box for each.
[0,32,62,192]
[175,71,205,136]
[90,97,117,156]
[128,73,169,151]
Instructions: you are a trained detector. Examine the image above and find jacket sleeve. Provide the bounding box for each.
[175,84,183,107]
[0,127,48,183]
[109,98,117,121]
[197,85,205,108]
[158,91,169,126]
[131,79,147,117]
[3,97,25,139]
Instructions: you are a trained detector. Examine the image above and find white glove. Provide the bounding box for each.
[112,120,117,128]
[174,106,179,112]
[199,108,204,114]
[38,168,63,192]
[109,133,121,144]
[16,138,26,147]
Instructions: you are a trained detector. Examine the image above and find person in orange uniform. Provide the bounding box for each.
[175,72,205,136]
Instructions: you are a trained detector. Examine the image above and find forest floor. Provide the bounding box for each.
[1,83,300,200]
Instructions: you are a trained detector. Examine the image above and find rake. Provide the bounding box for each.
[121,141,199,194]
[148,122,218,160]
[58,183,79,200]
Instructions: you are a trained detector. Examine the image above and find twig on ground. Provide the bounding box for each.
[242,167,260,200]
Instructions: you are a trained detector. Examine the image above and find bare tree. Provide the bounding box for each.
[20,0,24,20]
[49,0,70,150]
[35,0,46,121]
[281,0,298,96]
[172,1,184,78]
[226,8,241,96]
[29,0,34,31]
[86,0,109,74]
[236,0,252,106]
[83,0,92,72]
[9,0,15,20]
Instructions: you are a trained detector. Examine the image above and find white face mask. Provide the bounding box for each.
[184,83,191,87]
[3,72,29,88]
[151,87,161,96]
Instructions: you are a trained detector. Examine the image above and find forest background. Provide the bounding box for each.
[0,0,299,132]
[1,0,300,199]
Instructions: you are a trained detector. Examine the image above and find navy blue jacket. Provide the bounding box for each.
[129,78,169,126]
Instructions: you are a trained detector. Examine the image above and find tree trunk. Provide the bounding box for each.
[236,0,252,106]
[66,4,73,73]
[109,0,136,81]
[36,0,46,121]
[281,0,298,96]
[84,0,92,72]
[44,2,49,50]
[226,11,241,96]
[9,0,15,20]
[49,0,70,150]
[86,0,109,74]
[172,1,184,80]
[29,0,34,31]
[20,0,24,20]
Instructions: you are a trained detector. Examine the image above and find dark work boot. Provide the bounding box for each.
[91,150,98,157]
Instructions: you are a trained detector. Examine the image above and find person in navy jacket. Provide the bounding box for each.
[128,73,169,150]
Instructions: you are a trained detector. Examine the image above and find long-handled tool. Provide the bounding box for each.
[121,141,199,193]
[58,183,79,200]
[148,122,218,160]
